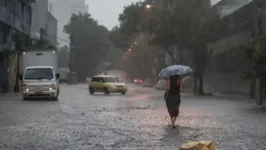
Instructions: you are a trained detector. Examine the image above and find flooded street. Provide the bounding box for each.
[0,84,266,150]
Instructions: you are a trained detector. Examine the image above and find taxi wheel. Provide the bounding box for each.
[89,87,94,95]
[121,92,126,95]
[104,88,110,95]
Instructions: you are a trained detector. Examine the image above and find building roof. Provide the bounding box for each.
[210,1,258,42]
[214,0,253,18]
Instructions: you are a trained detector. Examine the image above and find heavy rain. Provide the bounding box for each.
[0,0,266,149]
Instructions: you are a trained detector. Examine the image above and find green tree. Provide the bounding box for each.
[119,2,143,36]
[109,26,131,50]
[236,35,266,104]
[64,13,111,81]
[119,0,223,95]
[58,45,70,68]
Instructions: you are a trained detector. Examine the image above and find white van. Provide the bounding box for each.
[19,51,60,100]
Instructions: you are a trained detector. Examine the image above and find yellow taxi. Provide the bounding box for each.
[88,75,127,95]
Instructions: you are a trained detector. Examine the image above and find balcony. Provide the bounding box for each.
[0,6,30,36]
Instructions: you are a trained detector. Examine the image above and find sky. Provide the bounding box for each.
[85,0,221,30]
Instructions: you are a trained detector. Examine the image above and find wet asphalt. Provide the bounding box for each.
[0,84,266,150]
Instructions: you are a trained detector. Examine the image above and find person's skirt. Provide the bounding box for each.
[165,93,181,118]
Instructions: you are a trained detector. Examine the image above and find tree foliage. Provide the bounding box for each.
[64,13,111,81]
[58,45,70,68]
[121,34,163,80]
[118,0,223,95]
[109,26,131,50]
[236,35,266,83]
[119,2,143,36]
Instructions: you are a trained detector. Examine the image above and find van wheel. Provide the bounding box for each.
[53,96,58,101]
[104,88,110,95]
[89,87,94,95]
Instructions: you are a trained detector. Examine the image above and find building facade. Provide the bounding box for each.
[0,0,32,51]
[47,11,57,47]
[203,0,266,98]
[31,0,57,47]
[51,0,88,46]
[30,0,57,47]
[0,0,33,92]
[31,0,48,40]
[70,0,88,15]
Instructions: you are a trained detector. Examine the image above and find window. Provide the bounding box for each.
[91,77,103,82]
[103,77,114,83]
[115,78,121,82]
[24,68,54,80]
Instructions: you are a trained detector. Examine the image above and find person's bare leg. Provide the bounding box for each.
[171,117,176,128]
[172,117,176,127]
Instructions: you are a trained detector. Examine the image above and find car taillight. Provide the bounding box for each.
[140,80,143,83]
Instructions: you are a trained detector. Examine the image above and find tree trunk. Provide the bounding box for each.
[255,78,263,105]
[250,78,254,99]
[198,73,204,95]
[14,54,20,92]
[193,73,197,95]
[179,48,183,64]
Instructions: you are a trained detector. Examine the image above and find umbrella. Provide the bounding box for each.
[159,65,193,77]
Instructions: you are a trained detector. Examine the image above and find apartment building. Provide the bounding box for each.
[0,0,32,51]
[31,0,58,47]
[50,0,88,46]
[0,0,34,92]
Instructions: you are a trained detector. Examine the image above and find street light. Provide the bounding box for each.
[145,4,152,9]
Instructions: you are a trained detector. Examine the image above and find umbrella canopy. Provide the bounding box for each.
[159,65,193,77]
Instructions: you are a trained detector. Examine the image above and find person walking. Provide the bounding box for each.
[164,74,181,128]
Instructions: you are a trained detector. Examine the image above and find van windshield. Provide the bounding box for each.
[24,68,54,80]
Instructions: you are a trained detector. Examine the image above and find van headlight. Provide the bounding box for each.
[50,83,57,90]
[22,84,29,91]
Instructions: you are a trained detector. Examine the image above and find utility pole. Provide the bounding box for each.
[69,35,73,85]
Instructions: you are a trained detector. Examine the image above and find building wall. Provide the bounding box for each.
[214,0,253,18]
[0,0,32,51]
[70,0,88,14]
[51,0,88,46]
[203,1,266,95]
[47,12,57,47]
[31,0,49,40]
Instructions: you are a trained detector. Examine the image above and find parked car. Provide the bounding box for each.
[88,75,127,95]
[156,79,168,90]
[142,79,153,87]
